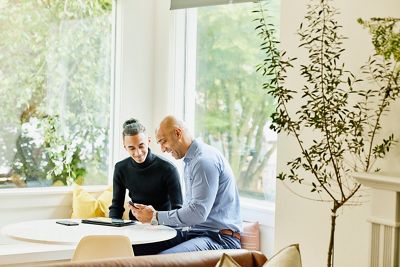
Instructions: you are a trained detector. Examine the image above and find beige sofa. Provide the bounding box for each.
[50,249,267,267]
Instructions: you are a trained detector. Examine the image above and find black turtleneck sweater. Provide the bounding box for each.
[109,149,183,219]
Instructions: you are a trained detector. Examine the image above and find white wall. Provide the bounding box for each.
[113,0,157,163]
[276,0,400,266]
[153,0,176,128]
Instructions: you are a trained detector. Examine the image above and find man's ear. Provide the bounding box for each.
[175,128,183,139]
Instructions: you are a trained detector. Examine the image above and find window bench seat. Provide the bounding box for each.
[0,243,74,266]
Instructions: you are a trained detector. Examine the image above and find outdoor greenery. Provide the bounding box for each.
[194,2,279,200]
[255,0,400,266]
[0,0,112,187]
[358,17,400,62]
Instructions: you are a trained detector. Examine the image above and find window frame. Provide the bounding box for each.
[169,6,276,222]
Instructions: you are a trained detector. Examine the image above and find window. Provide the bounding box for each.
[0,0,114,188]
[173,2,279,201]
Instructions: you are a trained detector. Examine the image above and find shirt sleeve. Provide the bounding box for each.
[166,166,183,210]
[158,157,219,227]
[108,165,126,219]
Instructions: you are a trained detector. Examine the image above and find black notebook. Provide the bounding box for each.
[81,217,136,227]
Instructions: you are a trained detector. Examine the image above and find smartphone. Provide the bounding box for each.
[56,220,79,226]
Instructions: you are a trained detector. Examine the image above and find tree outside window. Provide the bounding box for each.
[185,2,280,200]
[0,0,113,188]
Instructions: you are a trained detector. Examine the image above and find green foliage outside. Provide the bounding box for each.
[0,0,112,187]
[358,17,400,62]
[195,2,279,200]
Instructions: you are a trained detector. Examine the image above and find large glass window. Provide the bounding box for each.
[0,0,114,188]
[176,2,279,201]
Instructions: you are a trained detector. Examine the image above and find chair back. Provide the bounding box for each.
[71,235,134,262]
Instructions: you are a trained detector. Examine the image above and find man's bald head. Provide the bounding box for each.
[159,116,185,132]
[156,115,192,159]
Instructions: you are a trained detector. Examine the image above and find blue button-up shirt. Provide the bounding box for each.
[157,139,242,232]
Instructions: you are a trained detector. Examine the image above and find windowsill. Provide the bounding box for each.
[240,197,275,212]
[240,197,275,227]
[0,185,109,197]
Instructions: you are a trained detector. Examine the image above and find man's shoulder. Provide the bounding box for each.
[115,157,131,168]
[191,141,226,169]
[153,154,177,169]
[194,142,221,160]
[193,139,220,154]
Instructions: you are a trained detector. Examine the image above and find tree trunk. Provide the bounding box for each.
[327,208,338,267]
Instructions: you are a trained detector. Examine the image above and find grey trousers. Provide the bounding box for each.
[132,229,241,256]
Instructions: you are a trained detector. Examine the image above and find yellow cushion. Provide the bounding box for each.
[263,244,302,267]
[215,253,241,267]
[71,186,112,219]
[122,201,130,220]
[98,188,113,217]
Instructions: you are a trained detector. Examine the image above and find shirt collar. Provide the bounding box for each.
[183,139,199,163]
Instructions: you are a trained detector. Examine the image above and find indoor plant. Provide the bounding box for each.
[254,0,400,266]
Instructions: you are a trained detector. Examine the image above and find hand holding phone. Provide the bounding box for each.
[128,201,145,210]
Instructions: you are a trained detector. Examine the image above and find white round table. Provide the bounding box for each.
[1,219,176,245]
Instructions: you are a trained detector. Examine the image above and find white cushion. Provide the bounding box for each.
[263,244,302,267]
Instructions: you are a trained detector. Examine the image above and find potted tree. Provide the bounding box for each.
[254,0,400,266]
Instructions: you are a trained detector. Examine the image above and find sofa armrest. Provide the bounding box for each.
[50,249,267,267]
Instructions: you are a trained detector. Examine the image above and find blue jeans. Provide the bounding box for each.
[132,229,241,256]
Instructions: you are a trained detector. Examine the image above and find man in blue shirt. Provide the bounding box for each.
[130,115,242,255]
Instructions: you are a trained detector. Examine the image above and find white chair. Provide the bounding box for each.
[71,235,134,262]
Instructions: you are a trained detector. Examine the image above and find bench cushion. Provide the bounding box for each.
[241,221,260,251]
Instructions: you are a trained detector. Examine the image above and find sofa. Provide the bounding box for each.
[50,249,267,267]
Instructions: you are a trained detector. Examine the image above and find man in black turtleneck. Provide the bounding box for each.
[109,118,183,220]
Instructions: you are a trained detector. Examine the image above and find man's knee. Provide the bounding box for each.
[133,233,185,256]
[160,236,222,254]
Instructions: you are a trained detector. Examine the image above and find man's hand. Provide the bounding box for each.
[129,203,155,224]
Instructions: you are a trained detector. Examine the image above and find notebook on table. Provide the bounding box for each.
[81,217,136,227]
